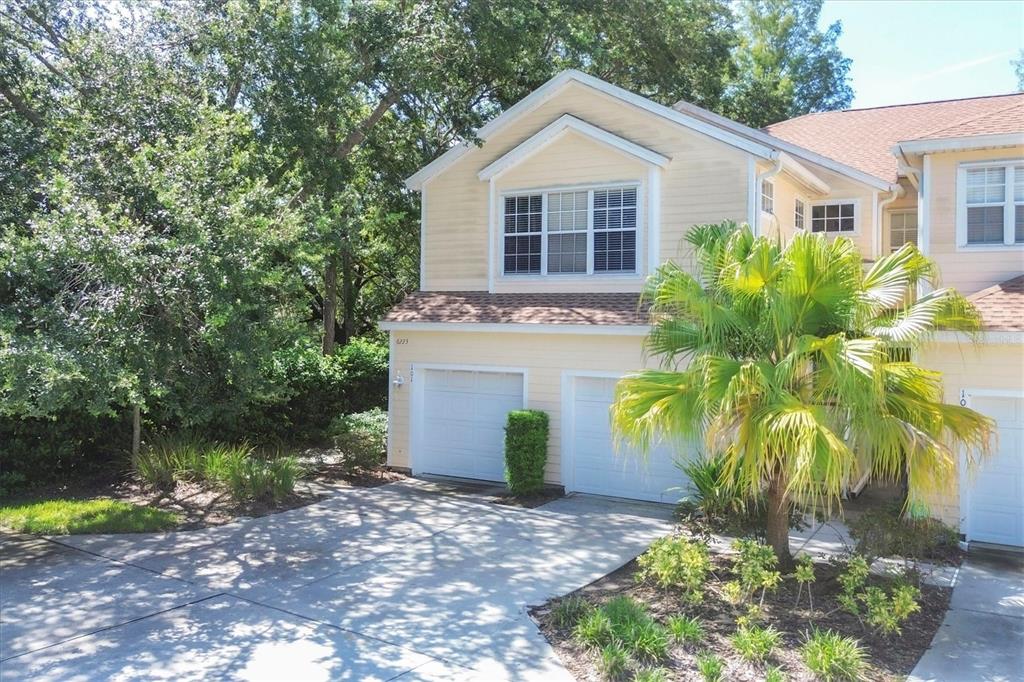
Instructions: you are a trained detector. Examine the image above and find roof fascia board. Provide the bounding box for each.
[779,152,830,194]
[478,114,669,181]
[379,320,650,336]
[673,100,894,191]
[894,133,1024,155]
[406,69,775,190]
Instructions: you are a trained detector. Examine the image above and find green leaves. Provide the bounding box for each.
[612,222,994,557]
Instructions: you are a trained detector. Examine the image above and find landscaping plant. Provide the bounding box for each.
[329,408,388,476]
[729,624,781,663]
[732,539,782,605]
[793,554,816,610]
[696,652,725,682]
[611,222,993,567]
[573,596,669,663]
[801,628,867,681]
[666,614,704,645]
[503,410,549,495]
[636,535,711,603]
[550,595,592,630]
[848,501,960,565]
[597,643,628,679]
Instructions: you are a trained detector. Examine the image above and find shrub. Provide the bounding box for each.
[861,583,921,635]
[634,668,670,682]
[201,443,251,483]
[730,625,781,662]
[801,628,866,681]
[794,554,816,609]
[550,595,592,630]
[636,536,711,603]
[132,448,177,489]
[329,408,388,476]
[696,652,725,682]
[765,666,787,682]
[666,614,704,644]
[732,539,782,605]
[503,410,549,495]
[574,609,614,648]
[226,455,302,503]
[848,501,960,564]
[574,596,668,661]
[597,643,628,679]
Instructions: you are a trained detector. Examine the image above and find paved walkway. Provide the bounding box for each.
[0,480,672,681]
[909,551,1024,682]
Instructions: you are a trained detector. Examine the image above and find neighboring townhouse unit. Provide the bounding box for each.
[382,70,1024,547]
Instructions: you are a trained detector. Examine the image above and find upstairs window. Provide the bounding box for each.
[503,195,542,274]
[811,201,856,233]
[502,185,638,276]
[794,199,805,230]
[960,162,1024,246]
[761,180,774,214]
[889,210,918,252]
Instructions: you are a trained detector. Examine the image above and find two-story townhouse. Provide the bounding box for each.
[382,70,1024,547]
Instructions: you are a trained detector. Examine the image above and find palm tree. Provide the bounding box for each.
[611,222,993,568]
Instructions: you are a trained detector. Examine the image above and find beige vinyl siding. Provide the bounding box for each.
[387,330,652,483]
[916,342,1024,528]
[422,80,752,291]
[928,146,1024,296]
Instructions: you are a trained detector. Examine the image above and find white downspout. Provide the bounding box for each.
[754,152,783,237]
[875,185,904,259]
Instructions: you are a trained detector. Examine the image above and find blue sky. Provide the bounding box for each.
[819,0,1023,108]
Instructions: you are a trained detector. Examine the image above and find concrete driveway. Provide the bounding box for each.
[909,551,1024,682]
[0,480,671,681]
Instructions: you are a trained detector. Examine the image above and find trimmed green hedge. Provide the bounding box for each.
[504,409,549,495]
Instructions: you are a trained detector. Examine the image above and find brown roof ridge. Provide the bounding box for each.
[913,100,1024,140]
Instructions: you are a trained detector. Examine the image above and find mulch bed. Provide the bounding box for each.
[491,486,565,509]
[532,554,951,681]
[3,449,406,531]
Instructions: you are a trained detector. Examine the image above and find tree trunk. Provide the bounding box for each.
[765,474,794,571]
[340,246,356,345]
[322,257,338,355]
[131,404,141,459]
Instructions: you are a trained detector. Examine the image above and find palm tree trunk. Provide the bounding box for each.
[765,474,794,571]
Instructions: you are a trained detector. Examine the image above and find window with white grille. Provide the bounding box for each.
[811,201,856,233]
[795,199,805,230]
[502,185,639,276]
[959,161,1024,247]
[889,211,918,252]
[761,180,774,214]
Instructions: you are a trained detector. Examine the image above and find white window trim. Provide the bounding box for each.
[761,179,775,215]
[808,198,861,236]
[888,209,918,253]
[794,196,806,231]
[496,180,646,282]
[955,159,1024,251]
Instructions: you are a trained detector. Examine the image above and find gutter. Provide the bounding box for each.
[874,185,904,258]
[754,153,784,237]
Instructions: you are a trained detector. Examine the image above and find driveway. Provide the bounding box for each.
[0,479,671,681]
[909,551,1024,682]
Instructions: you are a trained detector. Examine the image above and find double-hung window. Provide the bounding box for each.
[794,199,805,230]
[889,210,918,252]
[960,162,1024,246]
[761,180,774,214]
[810,201,856,233]
[502,185,638,276]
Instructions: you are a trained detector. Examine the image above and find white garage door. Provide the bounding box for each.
[415,368,524,482]
[966,394,1024,547]
[568,375,691,503]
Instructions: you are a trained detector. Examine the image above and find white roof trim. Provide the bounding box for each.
[379,320,650,336]
[405,69,776,191]
[478,115,669,181]
[672,100,895,191]
[779,152,830,195]
[894,133,1024,155]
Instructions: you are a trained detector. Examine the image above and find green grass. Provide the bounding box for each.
[0,499,178,534]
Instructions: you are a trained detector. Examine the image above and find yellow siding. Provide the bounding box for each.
[387,330,653,483]
[917,342,1024,528]
[928,146,1024,295]
[422,80,752,291]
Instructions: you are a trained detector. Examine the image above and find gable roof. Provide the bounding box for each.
[478,114,670,182]
[968,275,1024,332]
[764,93,1024,184]
[405,70,776,191]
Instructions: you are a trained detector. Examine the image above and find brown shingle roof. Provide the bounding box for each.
[764,93,1024,183]
[968,276,1024,332]
[382,291,646,326]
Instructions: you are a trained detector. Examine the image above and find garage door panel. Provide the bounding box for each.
[966,394,1024,547]
[569,375,691,503]
[416,368,523,482]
